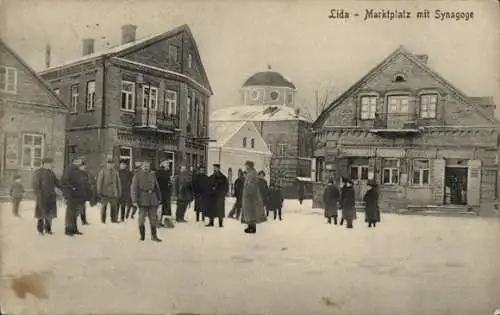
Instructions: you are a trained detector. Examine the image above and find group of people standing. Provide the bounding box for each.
[323,177,381,229]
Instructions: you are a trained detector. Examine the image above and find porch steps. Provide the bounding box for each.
[397,205,477,217]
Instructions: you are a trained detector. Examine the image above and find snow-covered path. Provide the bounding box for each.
[1,199,500,315]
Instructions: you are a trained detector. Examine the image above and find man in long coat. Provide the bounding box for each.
[131,161,162,242]
[192,165,209,222]
[257,171,269,210]
[61,157,90,236]
[206,164,229,227]
[228,169,245,219]
[155,161,173,227]
[340,177,356,229]
[241,161,267,234]
[32,157,60,235]
[174,165,193,223]
[97,159,122,223]
[363,180,380,228]
[323,178,340,224]
[118,161,133,222]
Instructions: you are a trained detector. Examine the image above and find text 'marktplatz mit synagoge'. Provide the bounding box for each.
[329,9,475,21]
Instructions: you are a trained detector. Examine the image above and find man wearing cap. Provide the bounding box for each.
[155,160,173,227]
[78,160,92,225]
[206,163,229,227]
[61,157,90,236]
[192,164,209,222]
[241,160,267,234]
[174,165,193,222]
[97,158,122,223]
[339,177,356,229]
[118,161,133,222]
[32,157,61,235]
[131,161,162,242]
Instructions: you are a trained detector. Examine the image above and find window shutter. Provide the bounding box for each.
[431,159,445,204]
[467,160,482,206]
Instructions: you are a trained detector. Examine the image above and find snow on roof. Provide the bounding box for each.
[211,105,310,122]
[209,121,247,147]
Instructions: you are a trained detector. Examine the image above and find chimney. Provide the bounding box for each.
[415,54,428,64]
[45,43,51,68]
[121,24,137,44]
[82,38,95,56]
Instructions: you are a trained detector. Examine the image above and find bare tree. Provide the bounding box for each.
[300,84,337,122]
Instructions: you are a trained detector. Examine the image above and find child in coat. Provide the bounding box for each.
[9,175,24,217]
[267,183,284,220]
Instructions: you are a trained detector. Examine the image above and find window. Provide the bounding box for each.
[119,146,133,171]
[168,45,179,63]
[70,84,79,113]
[360,96,377,120]
[53,88,60,96]
[350,165,369,180]
[242,137,247,148]
[412,159,430,185]
[188,53,193,68]
[287,93,293,104]
[420,94,437,119]
[86,81,96,111]
[394,75,406,82]
[187,95,192,120]
[387,95,409,114]
[121,81,135,111]
[316,157,325,182]
[270,91,279,101]
[251,138,255,149]
[278,144,288,157]
[382,159,400,184]
[200,101,205,132]
[0,66,17,93]
[164,90,177,115]
[142,86,158,110]
[22,134,44,169]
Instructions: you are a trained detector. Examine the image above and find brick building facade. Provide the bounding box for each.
[212,70,313,198]
[39,24,213,177]
[312,46,500,212]
[0,39,68,191]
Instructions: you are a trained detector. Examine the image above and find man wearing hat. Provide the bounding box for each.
[174,165,193,222]
[155,160,173,227]
[339,177,356,229]
[32,157,61,235]
[206,163,229,227]
[61,157,91,236]
[96,158,122,223]
[192,164,209,222]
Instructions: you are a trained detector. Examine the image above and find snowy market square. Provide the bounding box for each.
[1,199,500,315]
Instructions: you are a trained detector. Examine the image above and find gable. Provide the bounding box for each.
[0,41,66,110]
[315,47,498,128]
[224,122,269,152]
[118,27,212,94]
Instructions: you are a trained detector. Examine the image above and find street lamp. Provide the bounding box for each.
[136,73,151,126]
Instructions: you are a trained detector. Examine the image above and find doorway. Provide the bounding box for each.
[444,167,468,205]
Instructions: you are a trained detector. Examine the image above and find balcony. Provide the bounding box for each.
[368,113,424,138]
[134,108,180,134]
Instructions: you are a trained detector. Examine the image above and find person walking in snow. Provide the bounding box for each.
[241,161,267,234]
[363,180,380,228]
[340,177,356,229]
[323,178,340,225]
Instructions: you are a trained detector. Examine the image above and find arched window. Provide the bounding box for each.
[250,138,255,148]
[394,74,406,82]
[242,137,247,148]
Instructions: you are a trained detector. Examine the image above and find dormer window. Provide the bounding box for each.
[420,94,437,119]
[360,96,377,120]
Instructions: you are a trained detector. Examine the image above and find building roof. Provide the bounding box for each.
[209,121,247,147]
[313,45,499,128]
[243,71,296,89]
[211,105,310,122]
[0,38,67,110]
[39,24,213,94]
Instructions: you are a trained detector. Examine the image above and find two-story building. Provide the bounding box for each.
[312,46,500,213]
[0,39,67,192]
[39,24,213,176]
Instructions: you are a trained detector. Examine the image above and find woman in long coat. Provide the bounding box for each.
[241,161,267,234]
[323,178,340,225]
[363,180,380,228]
[340,178,356,229]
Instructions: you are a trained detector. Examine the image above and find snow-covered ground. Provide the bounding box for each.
[1,198,500,315]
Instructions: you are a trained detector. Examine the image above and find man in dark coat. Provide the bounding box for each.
[323,178,340,224]
[297,182,305,205]
[61,157,90,236]
[241,161,267,234]
[175,165,193,222]
[32,157,60,235]
[340,177,356,229]
[267,182,284,221]
[155,161,173,227]
[228,169,245,219]
[192,165,209,222]
[79,162,93,225]
[257,171,269,209]
[97,159,122,223]
[364,180,380,228]
[128,164,141,219]
[206,164,229,228]
[118,161,133,222]
[131,161,162,242]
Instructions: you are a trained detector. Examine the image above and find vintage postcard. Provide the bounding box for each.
[0,0,499,314]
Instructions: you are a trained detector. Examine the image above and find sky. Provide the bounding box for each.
[1,0,499,118]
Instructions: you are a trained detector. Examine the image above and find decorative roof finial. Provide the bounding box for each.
[267,64,272,70]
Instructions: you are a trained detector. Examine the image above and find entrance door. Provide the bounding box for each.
[444,167,468,205]
[386,95,410,129]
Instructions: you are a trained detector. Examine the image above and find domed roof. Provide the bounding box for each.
[243,70,296,89]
